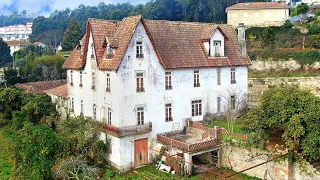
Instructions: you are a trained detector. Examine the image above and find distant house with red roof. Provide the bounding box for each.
[226,2,290,27]
[15,80,66,93]
[62,15,250,172]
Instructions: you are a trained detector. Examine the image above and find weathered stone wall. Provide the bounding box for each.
[250,60,320,72]
[248,77,320,107]
[221,144,320,180]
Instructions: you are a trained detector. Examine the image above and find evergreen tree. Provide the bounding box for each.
[0,39,12,67]
[61,18,82,51]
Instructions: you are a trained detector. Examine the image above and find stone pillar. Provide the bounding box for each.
[184,153,193,176]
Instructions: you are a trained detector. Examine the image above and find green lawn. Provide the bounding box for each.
[109,165,260,180]
[0,125,13,180]
[209,119,247,134]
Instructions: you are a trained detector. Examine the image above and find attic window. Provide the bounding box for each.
[106,45,113,59]
[91,44,94,59]
[136,37,144,58]
[214,40,221,57]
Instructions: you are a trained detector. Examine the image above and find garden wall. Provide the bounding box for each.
[220,144,320,180]
[248,76,320,107]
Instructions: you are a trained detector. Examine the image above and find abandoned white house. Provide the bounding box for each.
[62,15,251,173]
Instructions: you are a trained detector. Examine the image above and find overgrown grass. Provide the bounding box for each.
[0,125,13,180]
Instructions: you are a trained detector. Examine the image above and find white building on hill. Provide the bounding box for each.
[62,15,250,171]
[0,22,32,41]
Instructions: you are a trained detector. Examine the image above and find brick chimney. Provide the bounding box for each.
[237,23,247,57]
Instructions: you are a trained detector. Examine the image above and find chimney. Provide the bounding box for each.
[237,23,247,56]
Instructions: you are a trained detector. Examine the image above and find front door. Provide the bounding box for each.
[134,138,148,167]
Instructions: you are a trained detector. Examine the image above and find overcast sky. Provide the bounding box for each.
[0,0,148,16]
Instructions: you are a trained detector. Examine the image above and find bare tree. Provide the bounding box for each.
[218,87,248,133]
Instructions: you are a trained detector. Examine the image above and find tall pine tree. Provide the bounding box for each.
[0,39,12,67]
[61,18,82,51]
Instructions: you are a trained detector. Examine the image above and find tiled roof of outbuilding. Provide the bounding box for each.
[63,15,250,71]
[44,84,68,98]
[226,2,290,11]
[15,80,67,93]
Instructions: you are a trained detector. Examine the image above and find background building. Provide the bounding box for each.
[0,22,32,41]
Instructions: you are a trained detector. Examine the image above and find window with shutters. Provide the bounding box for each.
[80,100,84,115]
[214,40,221,57]
[194,70,200,87]
[92,72,96,90]
[137,107,144,125]
[231,67,236,84]
[70,71,73,86]
[106,46,113,59]
[231,95,236,110]
[107,108,112,125]
[217,68,221,85]
[217,97,221,113]
[136,73,144,92]
[106,73,111,92]
[79,71,83,87]
[71,97,74,112]
[165,72,172,90]
[136,37,143,58]
[165,103,173,122]
[191,100,202,117]
[93,103,97,120]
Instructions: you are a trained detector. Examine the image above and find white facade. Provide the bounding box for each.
[67,21,248,171]
[0,23,32,41]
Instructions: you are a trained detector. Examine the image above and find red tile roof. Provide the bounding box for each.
[15,80,67,93]
[226,2,290,11]
[6,40,28,47]
[44,84,68,97]
[63,15,250,71]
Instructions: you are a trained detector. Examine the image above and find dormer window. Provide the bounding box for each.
[136,37,143,58]
[210,28,226,57]
[106,45,113,59]
[91,44,94,59]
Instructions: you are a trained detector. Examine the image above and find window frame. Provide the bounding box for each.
[136,72,145,92]
[213,40,222,57]
[165,71,172,90]
[191,100,202,117]
[136,37,144,58]
[217,97,221,113]
[231,67,236,84]
[93,103,97,120]
[106,73,111,92]
[136,106,145,125]
[71,97,74,112]
[91,71,96,90]
[231,95,236,110]
[165,103,173,122]
[70,71,73,86]
[107,107,112,125]
[217,68,221,85]
[194,70,200,87]
[80,100,84,115]
[79,71,83,87]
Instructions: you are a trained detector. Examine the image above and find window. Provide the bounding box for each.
[231,68,236,84]
[106,73,111,92]
[107,108,112,125]
[70,71,73,86]
[93,103,97,120]
[106,46,113,59]
[79,71,83,87]
[137,107,144,125]
[165,72,172,90]
[191,100,202,117]
[92,72,96,90]
[214,40,221,57]
[136,37,143,58]
[80,100,84,115]
[71,97,74,112]
[194,70,200,87]
[231,95,236,110]
[136,73,144,92]
[217,68,221,85]
[217,97,221,113]
[165,103,173,122]
[91,44,94,59]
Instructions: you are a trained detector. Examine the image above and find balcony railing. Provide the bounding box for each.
[104,122,152,137]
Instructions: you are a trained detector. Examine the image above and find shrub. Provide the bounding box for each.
[308,26,320,35]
